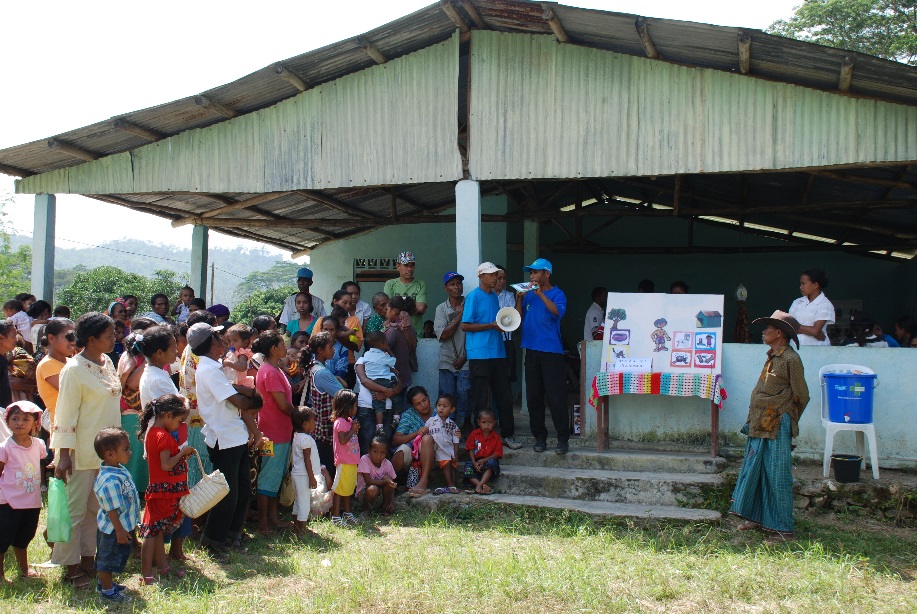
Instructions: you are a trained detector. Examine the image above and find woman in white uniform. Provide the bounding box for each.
[788,269,834,346]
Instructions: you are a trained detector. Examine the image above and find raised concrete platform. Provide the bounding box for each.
[502,447,727,474]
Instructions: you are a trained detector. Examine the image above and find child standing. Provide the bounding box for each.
[290,406,332,534]
[357,331,402,434]
[92,427,140,603]
[0,401,47,582]
[223,324,254,385]
[356,435,397,515]
[426,395,460,495]
[463,409,503,495]
[330,390,360,526]
[137,394,194,584]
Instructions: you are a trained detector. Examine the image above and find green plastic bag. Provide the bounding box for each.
[47,477,71,543]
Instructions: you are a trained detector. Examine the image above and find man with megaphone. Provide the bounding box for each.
[515,258,570,454]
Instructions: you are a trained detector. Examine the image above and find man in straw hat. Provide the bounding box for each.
[730,310,810,543]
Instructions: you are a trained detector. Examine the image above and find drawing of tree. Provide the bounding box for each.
[606,307,627,329]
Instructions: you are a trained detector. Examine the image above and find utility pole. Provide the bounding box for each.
[210,262,215,305]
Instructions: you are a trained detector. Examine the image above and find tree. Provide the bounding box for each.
[0,193,31,299]
[229,286,295,325]
[606,308,627,329]
[58,266,183,318]
[233,261,301,297]
[768,0,917,65]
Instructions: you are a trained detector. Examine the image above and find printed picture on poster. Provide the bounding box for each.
[694,350,716,368]
[671,350,692,367]
[607,329,631,345]
[694,332,717,350]
[673,331,692,350]
[650,318,671,352]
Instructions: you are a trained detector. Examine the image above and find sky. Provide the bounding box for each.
[0,0,800,258]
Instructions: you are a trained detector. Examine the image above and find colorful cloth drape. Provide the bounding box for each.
[589,372,727,408]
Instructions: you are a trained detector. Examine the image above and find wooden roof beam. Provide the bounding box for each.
[737,31,751,74]
[0,163,32,177]
[198,215,466,229]
[294,190,381,219]
[273,64,309,92]
[194,95,237,119]
[838,57,854,92]
[458,0,487,28]
[634,17,658,59]
[814,169,917,191]
[541,4,570,43]
[111,118,164,142]
[357,36,387,64]
[47,139,98,162]
[171,192,290,227]
[440,0,469,33]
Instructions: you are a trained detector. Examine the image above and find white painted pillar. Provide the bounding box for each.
[523,218,539,266]
[31,194,56,302]
[455,180,482,295]
[190,225,209,303]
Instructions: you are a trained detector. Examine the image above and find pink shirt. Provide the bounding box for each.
[355,455,396,497]
[0,437,48,509]
[256,363,293,443]
[332,417,360,466]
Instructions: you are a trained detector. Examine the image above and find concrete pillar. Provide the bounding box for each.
[455,180,482,295]
[30,194,56,302]
[523,219,539,266]
[190,225,209,303]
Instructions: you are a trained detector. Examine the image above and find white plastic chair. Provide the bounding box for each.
[819,364,880,479]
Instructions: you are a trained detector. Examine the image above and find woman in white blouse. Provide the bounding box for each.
[50,312,122,589]
[788,269,835,346]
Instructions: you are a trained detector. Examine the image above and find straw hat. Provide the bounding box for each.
[752,310,801,348]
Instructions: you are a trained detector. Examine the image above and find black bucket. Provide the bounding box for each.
[832,454,863,483]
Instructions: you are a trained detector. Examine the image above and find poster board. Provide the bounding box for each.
[600,293,725,375]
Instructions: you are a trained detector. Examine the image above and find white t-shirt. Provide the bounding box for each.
[789,293,835,346]
[425,415,459,462]
[355,373,392,410]
[584,302,604,340]
[139,363,179,411]
[197,356,248,449]
[353,300,373,326]
[9,311,30,340]
[291,432,321,476]
[279,294,327,325]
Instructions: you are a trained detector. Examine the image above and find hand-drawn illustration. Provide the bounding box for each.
[650,317,671,352]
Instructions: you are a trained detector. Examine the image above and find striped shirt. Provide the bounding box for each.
[94,464,141,534]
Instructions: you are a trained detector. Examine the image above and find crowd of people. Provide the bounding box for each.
[0,250,577,601]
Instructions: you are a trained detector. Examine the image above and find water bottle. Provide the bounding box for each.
[223,347,238,382]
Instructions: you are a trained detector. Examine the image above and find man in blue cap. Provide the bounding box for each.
[515,258,569,454]
[434,272,471,432]
[279,267,327,328]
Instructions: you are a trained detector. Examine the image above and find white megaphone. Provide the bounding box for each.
[496,307,521,332]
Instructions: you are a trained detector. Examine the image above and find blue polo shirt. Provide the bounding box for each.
[462,287,505,360]
[520,286,567,354]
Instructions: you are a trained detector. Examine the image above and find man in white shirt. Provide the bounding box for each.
[279,267,327,327]
[583,286,607,340]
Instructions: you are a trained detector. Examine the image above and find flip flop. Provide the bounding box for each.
[464,489,477,495]
[432,487,450,495]
[446,487,460,494]
[407,488,430,498]
[737,521,758,531]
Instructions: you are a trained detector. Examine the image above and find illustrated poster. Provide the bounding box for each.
[600,293,725,375]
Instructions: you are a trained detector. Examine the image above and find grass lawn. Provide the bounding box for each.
[1,503,915,613]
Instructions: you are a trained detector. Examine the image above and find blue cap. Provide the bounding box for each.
[296,267,314,279]
[523,258,553,273]
[442,272,464,285]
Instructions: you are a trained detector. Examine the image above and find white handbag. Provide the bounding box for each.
[179,451,229,519]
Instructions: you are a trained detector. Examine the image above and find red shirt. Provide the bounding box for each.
[256,362,294,443]
[144,427,190,499]
[465,428,503,460]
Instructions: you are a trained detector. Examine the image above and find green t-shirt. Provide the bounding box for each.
[383,278,428,334]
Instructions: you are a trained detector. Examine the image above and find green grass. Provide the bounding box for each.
[2,504,915,612]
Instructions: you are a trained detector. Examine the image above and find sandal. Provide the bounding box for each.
[464,488,478,495]
[407,488,430,498]
[737,521,758,531]
[139,575,158,586]
[432,487,450,495]
[64,571,91,590]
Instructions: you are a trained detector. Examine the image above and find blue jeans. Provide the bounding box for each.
[439,368,471,429]
[358,406,392,456]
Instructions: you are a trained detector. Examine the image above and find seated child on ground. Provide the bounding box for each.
[356,435,397,515]
[291,406,332,534]
[92,427,141,603]
[463,410,503,495]
[426,394,460,494]
[0,402,47,583]
[357,332,402,433]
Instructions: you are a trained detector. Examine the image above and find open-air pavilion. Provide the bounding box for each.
[3,0,917,466]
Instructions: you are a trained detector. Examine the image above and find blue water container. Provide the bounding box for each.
[823,373,878,424]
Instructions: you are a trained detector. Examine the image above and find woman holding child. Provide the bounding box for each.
[392,386,437,497]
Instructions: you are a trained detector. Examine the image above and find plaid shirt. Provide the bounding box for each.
[396,408,426,436]
[94,464,141,533]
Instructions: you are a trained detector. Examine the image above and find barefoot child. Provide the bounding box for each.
[356,435,397,515]
[92,427,140,603]
[290,407,332,533]
[138,395,194,583]
[330,390,360,526]
[0,401,47,583]
[463,409,503,495]
[427,394,460,495]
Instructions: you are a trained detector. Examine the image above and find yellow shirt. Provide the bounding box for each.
[50,354,122,471]
[36,356,65,423]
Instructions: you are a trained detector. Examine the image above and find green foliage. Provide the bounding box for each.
[769,0,917,64]
[229,286,295,325]
[233,261,301,298]
[57,266,184,318]
[0,193,31,299]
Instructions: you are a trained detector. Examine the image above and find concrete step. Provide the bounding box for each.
[502,447,726,474]
[499,464,722,506]
[403,492,720,521]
